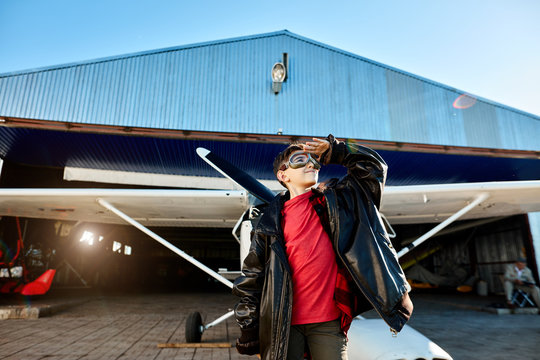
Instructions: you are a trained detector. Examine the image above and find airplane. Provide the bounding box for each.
[0,146,539,359]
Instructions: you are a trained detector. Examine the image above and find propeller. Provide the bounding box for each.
[196,147,276,204]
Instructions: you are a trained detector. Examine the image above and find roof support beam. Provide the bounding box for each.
[397,193,490,259]
[96,198,234,289]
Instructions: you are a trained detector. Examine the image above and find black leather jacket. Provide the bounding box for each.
[233,135,412,360]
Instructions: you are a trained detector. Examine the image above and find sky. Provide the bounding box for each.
[1,0,539,117]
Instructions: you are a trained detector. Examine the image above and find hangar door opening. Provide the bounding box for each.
[0,160,243,294]
[1,217,240,293]
[398,215,538,295]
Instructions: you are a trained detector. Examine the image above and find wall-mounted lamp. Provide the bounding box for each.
[271,53,288,94]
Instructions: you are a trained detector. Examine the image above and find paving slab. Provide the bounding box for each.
[0,290,539,359]
[0,290,253,360]
[0,289,94,320]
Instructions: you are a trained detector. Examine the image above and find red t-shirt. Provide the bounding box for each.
[282,190,341,325]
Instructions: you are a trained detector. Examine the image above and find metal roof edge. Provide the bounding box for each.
[0,30,291,78]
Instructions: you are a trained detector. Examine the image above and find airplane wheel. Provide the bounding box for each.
[185,311,203,343]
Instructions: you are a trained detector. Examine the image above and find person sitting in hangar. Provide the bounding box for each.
[503,257,540,309]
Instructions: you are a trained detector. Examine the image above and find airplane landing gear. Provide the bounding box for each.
[185,311,203,343]
[184,310,235,343]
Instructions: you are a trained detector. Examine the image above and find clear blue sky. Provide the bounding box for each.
[1,0,539,117]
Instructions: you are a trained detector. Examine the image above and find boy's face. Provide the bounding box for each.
[277,150,320,189]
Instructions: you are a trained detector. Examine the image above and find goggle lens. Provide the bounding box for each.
[286,152,321,170]
[290,153,309,165]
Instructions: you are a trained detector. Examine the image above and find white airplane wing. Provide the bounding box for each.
[0,188,249,228]
[382,180,540,225]
[0,180,538,228]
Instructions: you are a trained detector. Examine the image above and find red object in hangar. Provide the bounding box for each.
[20,269,56,296]
[0,216,56,295]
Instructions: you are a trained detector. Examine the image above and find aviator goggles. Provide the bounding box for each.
[279,152,321,171]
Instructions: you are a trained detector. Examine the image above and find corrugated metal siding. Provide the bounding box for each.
[424,84,467,146]
[386,70,428,143]
[462,101,502,149]
[1,31,539,151]
[496,108,540,150]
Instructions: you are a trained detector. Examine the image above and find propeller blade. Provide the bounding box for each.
[196,148,275,204]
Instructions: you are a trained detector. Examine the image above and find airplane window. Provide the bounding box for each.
[80,231,94,246]
[112,241,122,253]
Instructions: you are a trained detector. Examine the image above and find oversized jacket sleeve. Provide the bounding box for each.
[321,134,413,332]
[320,134,387,208]
[231,229,267,331]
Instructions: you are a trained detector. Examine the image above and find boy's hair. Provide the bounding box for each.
[272,143,304,188]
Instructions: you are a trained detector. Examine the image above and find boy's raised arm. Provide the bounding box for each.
[318,134,388,209]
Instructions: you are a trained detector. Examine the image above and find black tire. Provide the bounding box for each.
[185,311,203,343]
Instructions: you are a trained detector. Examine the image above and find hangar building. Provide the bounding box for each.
[0,31,539,294]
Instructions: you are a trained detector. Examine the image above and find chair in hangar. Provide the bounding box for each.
[511,289,535,308]
[498,274,536,308]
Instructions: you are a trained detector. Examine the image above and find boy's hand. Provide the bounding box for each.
[303,138,329,158]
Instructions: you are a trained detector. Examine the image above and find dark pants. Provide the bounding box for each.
[287,319,348,360]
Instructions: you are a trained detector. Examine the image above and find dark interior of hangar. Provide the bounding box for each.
[0,216,240,292]
[398,215,538,294]
[2,213,536,296]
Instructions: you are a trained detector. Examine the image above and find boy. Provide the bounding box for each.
[233,134,412,360]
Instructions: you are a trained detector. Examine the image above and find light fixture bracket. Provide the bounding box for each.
[271,53,288,94]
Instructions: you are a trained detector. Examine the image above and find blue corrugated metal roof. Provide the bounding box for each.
[0,30,539,151]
